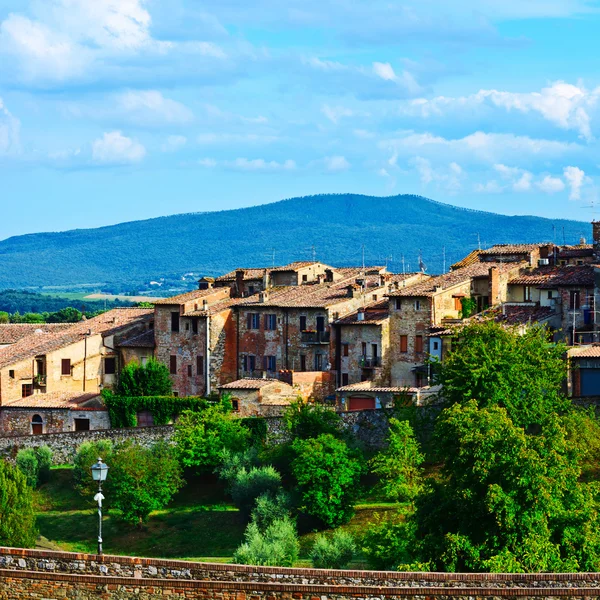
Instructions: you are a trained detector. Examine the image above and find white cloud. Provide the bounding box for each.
[513,172,533,192]
[197,157,296,171]
[198,157,217,167]
[353,129,375,139]
[92,131,146,164]
[475,180,504,194]
[321,104,355,124]
[409,157,464,193]
[0,97,20,155]
[493,163,533,191]
[536,175,565,194]
[324,155,350,171]
[401,82,600,140]
[383,131,578,166]
[197,132,279,144]
[117,91,194,125]
[563,165,588,200]
[373,62,396,82]
[162,135,187,152]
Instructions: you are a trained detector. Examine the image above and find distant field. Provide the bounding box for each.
[84,293,164,303]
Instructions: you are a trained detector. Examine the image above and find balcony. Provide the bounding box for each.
[359,356,381,369]
[301,331,330,344]
[34,374,47,387]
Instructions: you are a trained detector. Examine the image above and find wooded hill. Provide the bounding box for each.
[0,194,590,289]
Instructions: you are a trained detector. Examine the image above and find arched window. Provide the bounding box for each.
[31,414,43,435]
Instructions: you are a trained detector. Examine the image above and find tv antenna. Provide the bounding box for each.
[305,245,317,262]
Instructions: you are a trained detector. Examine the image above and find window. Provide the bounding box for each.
[264,356,276,371]
[22,384,33,398]
[104,357,116,375]
[171,312,180,332]
[570,290,581,310]
[248,285,255,295]
[316,316,326,332]
[395,298,402,310]
[197,355,204,376]
[548,291,553,299]
[342,373,349,386]
[74,418,90,431]
[8,370,14,379]
[141,356,149,366]
[185,321,190,331]
[170,355,177,375]
[264,314,277,330]
[372,294,377,301]
[61,359,71,376]
[400,335,408,353]
[433,341,439,350]
[192,318,198,334]
[172,391,179,397]
[31,414,43,435]
[372,344,378,358]
[342,344,349,357]
[361,342,367,356]
[577,260,584,265]
[314,354,323,370]
[136,411,154,428]
[247,313,260,329]
[415,335,423,353]
[524,286,531,301]
[232,399,240,411]
[300,355,307,371]
[242,355,256,372]
[414,300,422,311]
[454,297,462,311]
[187,365,192,377]
[302,274,308,282]
[560,260,567,266]
[300,315,307,331]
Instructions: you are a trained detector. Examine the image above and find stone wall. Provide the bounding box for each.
[0,425,173,464]
[2,547,600,600]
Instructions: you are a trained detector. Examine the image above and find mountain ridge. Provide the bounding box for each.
[0,194,591,289]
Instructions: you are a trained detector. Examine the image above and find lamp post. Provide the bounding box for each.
[91,458,109,556]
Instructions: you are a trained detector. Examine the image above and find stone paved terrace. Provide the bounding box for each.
[3,547,600,599]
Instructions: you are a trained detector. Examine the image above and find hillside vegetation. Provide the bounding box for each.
[0,194,590,288]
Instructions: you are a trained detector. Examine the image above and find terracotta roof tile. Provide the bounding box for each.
[153,287,227,305]
[219,378,282,390]
[118,329,155,348]
[335,300,389,325]
[3,391,103,409]
[538,265,595,288]
[0,323,73,345]
[0,308,153,370]
[336,381,420,393]
[270,261,323,272]
[571,345,600,359]
[558,246,593,259]
[216,268,270,282]
[479,243,547,256]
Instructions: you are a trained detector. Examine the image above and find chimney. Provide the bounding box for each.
[324,269,334,283]
[263,270,271,290]
[357,309,365,322]
[202,299,208,311]
[581,236,587,245]
[317,273,326,284]
[198,277,214,290]
[235,269,246,298]
[488,266,500,306]
[259,291,269,303]
[593,221,600,262]
[346,284,358,298]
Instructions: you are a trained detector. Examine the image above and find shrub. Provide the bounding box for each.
[0,459,37,547]
[174,401,250,472]
[16,448,38,488]
[35,446,53,485]
[234,517,299,567]
[109,441,184,526]
[361,512,418,570]
[229,466,282,516]
[216,448,259,483]
[284,400,342,439]
[291,434,363,528]
[117,357,173,397]
[310,530,356,569]
[251,491,293,530]
[73,440,114,499]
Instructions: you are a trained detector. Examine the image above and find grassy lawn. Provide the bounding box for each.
[34,467,399,566]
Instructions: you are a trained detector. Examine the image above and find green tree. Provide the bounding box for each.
[109,441,183,526]
[284,400,342,439]
[234,517,299,567]
[439,321,569,429]
[174,400,250,472]
[0,459,37,547]
[412,401,600,572]
[16,449,39,488]
[47,307,82,323]
[291,434,363,528]
[369,418,424,502]
[0,311,9,323]
[310,530,356,569]
[73,440,114,500]
[117,358,172,397]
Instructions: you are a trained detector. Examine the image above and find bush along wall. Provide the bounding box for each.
[102,391,212,428]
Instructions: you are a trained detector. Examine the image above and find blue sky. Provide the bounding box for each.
[1,0,600,239]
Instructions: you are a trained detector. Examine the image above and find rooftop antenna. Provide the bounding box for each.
[442,246,446,273]
[476,233,481,251]
[304,246,317,262]
[418,250,426,273]
[401,255,406,276]
[384,254,393,270]
[582,199,598,223]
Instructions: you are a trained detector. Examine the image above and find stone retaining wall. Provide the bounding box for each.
[2,548,600,600]
[0,425,173,464]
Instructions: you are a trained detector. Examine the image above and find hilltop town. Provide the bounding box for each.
[0,223,599,436]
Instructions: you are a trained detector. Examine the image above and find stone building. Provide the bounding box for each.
[0,308,152,435]
[218,378,296,416]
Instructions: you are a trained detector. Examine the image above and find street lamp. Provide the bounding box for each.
[91,458,109,556]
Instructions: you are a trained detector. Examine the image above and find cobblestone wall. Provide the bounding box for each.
[2,547,600,600]
[0,425,173,464]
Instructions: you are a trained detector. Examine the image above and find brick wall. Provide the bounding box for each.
[2,547,600,600]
